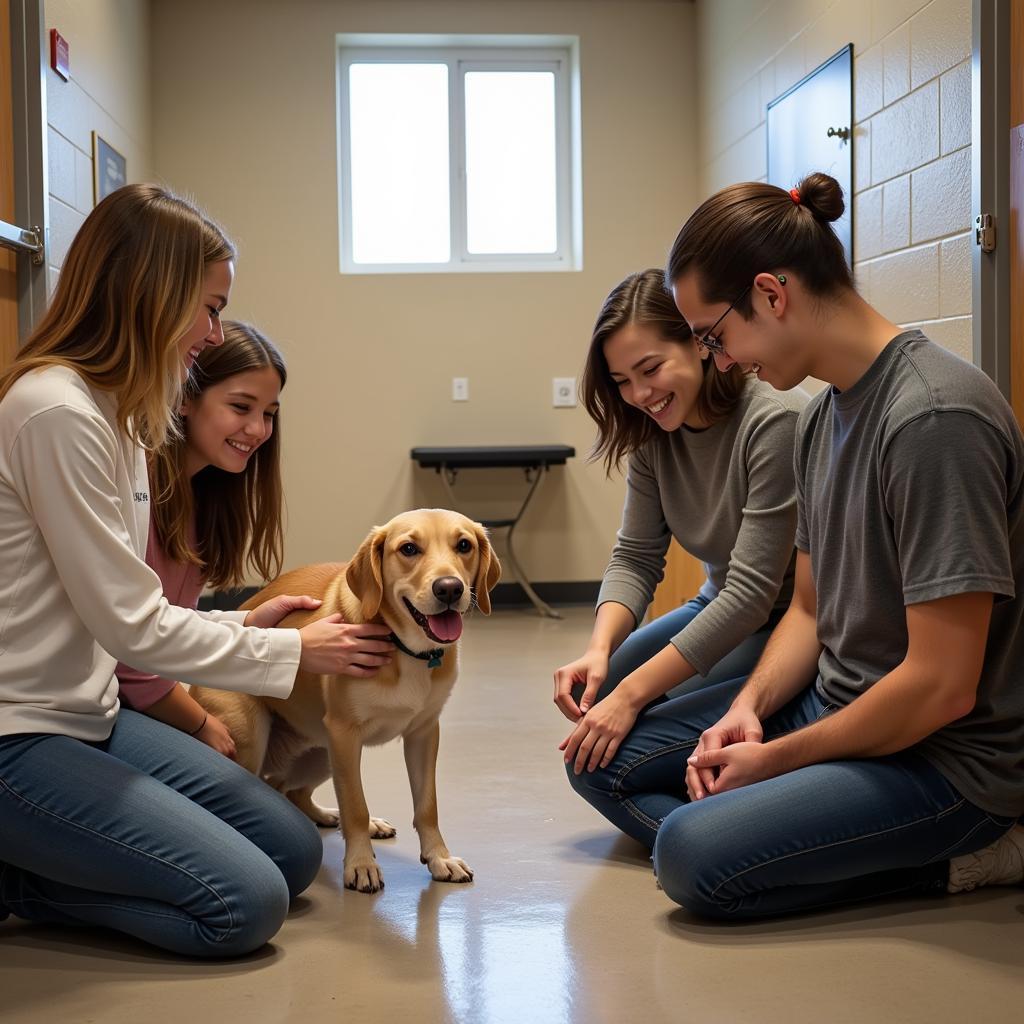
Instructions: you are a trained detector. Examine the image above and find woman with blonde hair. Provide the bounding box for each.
[0,184,392,956]
[555,268,806,803]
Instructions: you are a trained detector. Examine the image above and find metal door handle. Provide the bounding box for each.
[0,220,45,265]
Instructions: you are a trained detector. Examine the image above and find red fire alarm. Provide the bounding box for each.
[50,29,70,82]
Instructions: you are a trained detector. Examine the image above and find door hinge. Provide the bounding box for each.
[975,213,996,253]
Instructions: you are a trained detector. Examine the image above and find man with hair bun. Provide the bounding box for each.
[577,171,1024,919]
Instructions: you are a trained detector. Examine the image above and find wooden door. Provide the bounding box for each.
[0,0,19,369]
[648,538,707,620]
[1012,0,1024,424]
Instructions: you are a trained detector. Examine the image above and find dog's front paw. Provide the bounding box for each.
[369,816,397,839]
[344,854,385,894]
[424,854,474,884]
[308,803,340,828]
[282,787,340,828]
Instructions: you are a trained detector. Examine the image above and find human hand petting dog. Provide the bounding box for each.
[298,614,394,677]
[194,712,237,759]
[244,593,323,628]
[242,594,395,677]
[684,704,764,801]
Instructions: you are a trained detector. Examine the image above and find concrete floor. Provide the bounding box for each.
[1,607,1022,1024]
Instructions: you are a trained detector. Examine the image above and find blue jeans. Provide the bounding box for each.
[569,676,1015,919]
[595,596,780,704]
[0,709,323,956]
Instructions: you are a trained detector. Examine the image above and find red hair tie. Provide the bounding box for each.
[789,188,801,205]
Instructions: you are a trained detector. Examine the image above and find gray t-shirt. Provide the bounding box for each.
[796,331,1024,817]
[599,378,807,676]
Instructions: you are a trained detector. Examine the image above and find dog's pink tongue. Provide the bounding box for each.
[427,611,463,642]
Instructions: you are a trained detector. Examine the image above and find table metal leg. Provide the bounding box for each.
[437,463,562,619]
[504,522,562,619]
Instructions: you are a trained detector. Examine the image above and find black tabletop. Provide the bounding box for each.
[410,445,576,469]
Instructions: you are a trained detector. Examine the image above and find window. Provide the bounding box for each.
[337,35,581,273]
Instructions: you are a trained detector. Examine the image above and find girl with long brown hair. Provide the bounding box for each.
[0,184,392,957]
[555,268,806,778]
[116,323,290,757]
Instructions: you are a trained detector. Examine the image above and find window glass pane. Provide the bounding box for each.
[349,63,450,264]
[464,71,557,255]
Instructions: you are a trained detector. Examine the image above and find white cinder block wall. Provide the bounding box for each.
[43,0,153,290]
[696,0,973,361]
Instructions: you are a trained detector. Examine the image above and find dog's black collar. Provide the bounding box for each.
[387,633,445,669]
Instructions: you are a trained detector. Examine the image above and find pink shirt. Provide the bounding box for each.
[116,517,205,710]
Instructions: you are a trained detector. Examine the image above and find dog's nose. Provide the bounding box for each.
[432,576,464,606]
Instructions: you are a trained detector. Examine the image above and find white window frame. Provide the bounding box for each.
[336,34,582,274]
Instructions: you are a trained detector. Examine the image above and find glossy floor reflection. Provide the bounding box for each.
[2,607,1022,1023]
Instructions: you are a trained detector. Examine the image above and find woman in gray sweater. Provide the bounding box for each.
[556,268,806,799]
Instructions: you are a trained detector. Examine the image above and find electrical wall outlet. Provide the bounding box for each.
[552,377,576,407]
[452,377,469,401]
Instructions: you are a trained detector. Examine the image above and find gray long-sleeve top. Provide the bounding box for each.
[597,378,808,676]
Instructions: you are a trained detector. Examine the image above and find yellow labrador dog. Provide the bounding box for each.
[191,508,500,893]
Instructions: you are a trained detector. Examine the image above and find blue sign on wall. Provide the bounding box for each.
[92,133,127,204]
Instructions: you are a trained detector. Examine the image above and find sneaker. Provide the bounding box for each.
[947,823,1024,894]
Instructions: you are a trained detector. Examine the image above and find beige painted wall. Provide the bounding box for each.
[696,0,973,362]
[151,0,699,584]
[44,0,152,288]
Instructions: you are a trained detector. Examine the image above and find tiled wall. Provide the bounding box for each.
[44,0,152,291]
[697,0,973,361]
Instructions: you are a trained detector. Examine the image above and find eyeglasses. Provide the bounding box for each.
[695,284,753,355]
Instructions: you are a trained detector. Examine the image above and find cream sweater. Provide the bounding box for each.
[0,365,300,740]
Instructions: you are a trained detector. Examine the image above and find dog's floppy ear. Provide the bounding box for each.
[345,526,387,620]
[471,524,502,615]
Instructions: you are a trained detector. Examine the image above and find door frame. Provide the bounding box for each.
[972,0,1010,396]
[8,0,47,340]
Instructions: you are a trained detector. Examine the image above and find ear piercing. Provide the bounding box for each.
[777,274,787,284]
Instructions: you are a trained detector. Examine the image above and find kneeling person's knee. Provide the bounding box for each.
[564,755,618,803]
[218,868,291,957]
[274,810,323,899]
[653,806,732,920]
